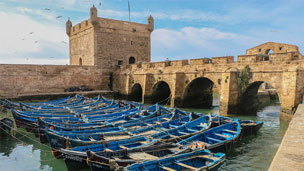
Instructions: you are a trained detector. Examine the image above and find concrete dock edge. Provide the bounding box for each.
[269,104,304,170]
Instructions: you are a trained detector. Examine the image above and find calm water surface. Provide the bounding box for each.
[0,98,288,171]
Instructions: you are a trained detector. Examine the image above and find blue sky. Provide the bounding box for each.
[0,0,303,64]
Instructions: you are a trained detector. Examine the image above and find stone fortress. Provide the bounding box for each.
[1,5,304,119]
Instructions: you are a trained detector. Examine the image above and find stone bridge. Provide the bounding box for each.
[114,42,304,119]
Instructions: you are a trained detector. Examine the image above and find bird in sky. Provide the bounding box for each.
[61,41,67,44]
[271,30,278,32]
[44,8,50,11]
[29,32,34,35]
[56,16,63,19]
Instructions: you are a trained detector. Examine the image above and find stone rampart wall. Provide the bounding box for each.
[0,64,109,98]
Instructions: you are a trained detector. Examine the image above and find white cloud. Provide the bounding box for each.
[16,7,58,21]
[0,10,68,64]
[151,27,256,61]
[98,9,230,23]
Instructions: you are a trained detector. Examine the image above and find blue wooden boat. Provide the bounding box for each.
[35,105,164,143]
[63,141,178,170]
[56,114,211,168]
[125,149,225,171]
[19,96,106,114]
[211,116,263,137]
[47,114,210,150]
[47,114,192,145]
[178,120,241,152]
[56,136,152,158]
[11,109,77,130]
[85,143,182,171]
[19,95,85,111]
[149,114,212,143]
[11,101,141,131]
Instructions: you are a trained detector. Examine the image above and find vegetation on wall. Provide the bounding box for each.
[237,65,252,93]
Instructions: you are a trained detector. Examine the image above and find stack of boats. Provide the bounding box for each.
[0,95,263,171]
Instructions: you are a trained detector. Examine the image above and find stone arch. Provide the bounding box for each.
[238,81,280,115]
[183,77,214,108]
[129,56,135,64]
[265,49,274,55]
[79,58,83,65]
[129,83,143,102]
[151,81,171,104]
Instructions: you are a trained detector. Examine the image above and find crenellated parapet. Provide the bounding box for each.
[68,19,94,36]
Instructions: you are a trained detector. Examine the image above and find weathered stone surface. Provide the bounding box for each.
[0,64,109,98]
[67,6,153,67]
[115,42,304,119]
[269,104,304,170]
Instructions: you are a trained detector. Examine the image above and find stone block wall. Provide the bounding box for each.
[190,58,210,65]
[211,56,234,64]
[69,19,95,65]
[0,64,109,98]
[246,42,299,55]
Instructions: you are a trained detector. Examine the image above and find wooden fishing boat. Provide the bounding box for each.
[149,114,212,143]
[11,109,76,129]
[48,114,192,147]
[34,104,162,143]
[0,118,14,136]
[11,101,141,131]
[178,120,241,153]
[64,143,178,171]
[47,114,210,150]
[57,136,152,159]
[57,114,211,169]
[211,116,263,137]
[239,120,263,137]
[124,149,225,171]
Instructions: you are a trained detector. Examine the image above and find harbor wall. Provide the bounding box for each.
[269,104,304,170]
[0,64,110,98]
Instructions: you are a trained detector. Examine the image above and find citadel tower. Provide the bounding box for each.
[66,5,154,68]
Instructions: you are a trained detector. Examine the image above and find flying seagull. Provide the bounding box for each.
[56,16,63,19]
[29,32,34,34]
[44,8,50,11]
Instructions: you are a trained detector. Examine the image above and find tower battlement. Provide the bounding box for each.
[67,5,153,67]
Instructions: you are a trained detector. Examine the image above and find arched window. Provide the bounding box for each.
[79,58,83,65]
[129,57,135,64]
[265,49,274,55]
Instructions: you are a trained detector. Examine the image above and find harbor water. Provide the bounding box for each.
[0,97,289,171]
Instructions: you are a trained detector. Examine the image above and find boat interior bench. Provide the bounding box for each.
[223,129,237,134]
[207,137,223,142]
[215,133,230,138]
[128,152,159,160]
[176,162,197,169]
